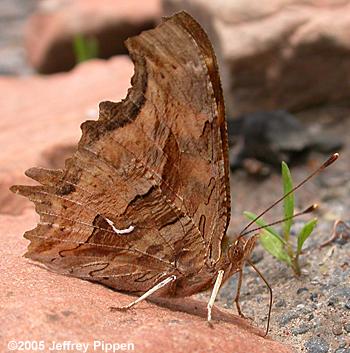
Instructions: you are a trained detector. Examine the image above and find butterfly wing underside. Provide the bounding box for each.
[11,12,231,294]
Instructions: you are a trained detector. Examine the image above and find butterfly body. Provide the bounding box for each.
[166,235,257,297]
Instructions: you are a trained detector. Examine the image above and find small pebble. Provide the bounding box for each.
[345,299,350,310]
[344,323,350,333]
[297,287,309,294]
[292,324,311,335]
[275,299,286,308]
[278,311,299,326]
[338,340,346,348]
[301,268,309,276]
[311,278,321,285]
[328,296,339,307]
[308,314,315,321]
[310,293,318,302]
[304,337,329,353]
[332,323,343,336]
[335,237,349,246]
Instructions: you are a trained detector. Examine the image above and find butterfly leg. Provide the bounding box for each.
[234,269,246,318]
[207,270,224,322]
[110,275,177,312]
[247,260,273,336]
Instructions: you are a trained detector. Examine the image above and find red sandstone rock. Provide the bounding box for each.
[164,0,350,115]
[25,0,161,73]
[0,56,133,215]
[0,211,293,353]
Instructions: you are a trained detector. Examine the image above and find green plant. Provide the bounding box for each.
[73,34,98,64]
[244,161,317,276]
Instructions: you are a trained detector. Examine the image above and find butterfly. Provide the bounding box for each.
[11,11,338,336]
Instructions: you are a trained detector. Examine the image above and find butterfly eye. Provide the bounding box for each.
[229,246,241,259]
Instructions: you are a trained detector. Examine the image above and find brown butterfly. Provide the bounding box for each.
[11,11,338,336]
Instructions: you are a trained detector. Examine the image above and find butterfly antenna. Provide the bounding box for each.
[240,204,318,239]
[238,153,339,239]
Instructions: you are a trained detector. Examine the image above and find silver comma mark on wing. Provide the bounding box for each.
[104,217,135,235]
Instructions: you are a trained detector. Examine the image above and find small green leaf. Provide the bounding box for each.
[297,218,317,255]
[260,229,292,265]
[243,211,285,244]
[282,161,294,238]
[73,34,98,63]
[88,37,98,59]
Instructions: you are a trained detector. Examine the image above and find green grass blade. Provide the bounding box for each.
[243,211,286,244]
[260,229,292,265]
[282,161,294,238]
[73,34,98,63]
[73,34,87,63]
[87,37,98,59]
[297,218,317,255]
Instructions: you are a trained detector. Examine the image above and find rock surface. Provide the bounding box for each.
[0,211,293,353]
[163,0,350,115]
[0,56,133,215]
[228,110,342,172]
[0,0,38,75]
[25,0,161,73]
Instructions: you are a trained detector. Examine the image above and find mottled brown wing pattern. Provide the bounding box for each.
[11,12,231,294]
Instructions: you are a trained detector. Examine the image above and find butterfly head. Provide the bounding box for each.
[228,235,257,268]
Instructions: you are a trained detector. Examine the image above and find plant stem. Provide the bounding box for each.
[284,229,290,244]
[284,240,301,276]
[292,255,301,276]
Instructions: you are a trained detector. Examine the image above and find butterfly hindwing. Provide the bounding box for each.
[11,12,230,294]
